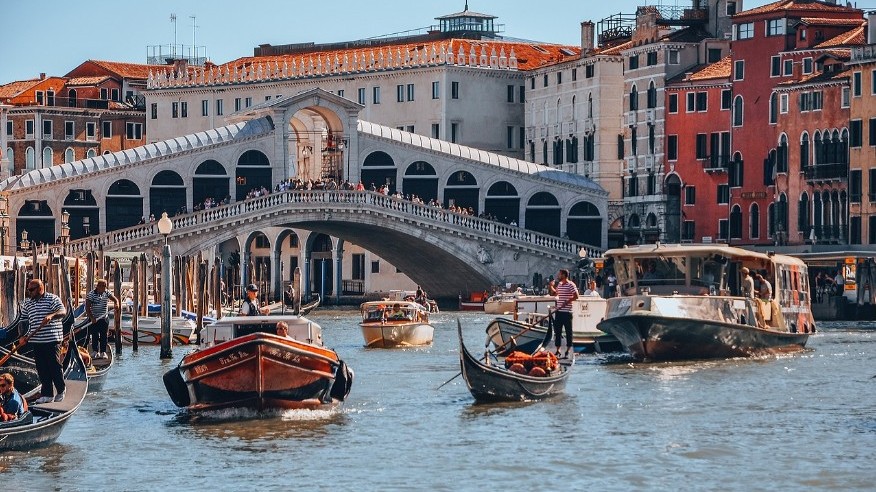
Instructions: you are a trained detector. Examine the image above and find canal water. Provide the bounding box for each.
[2,311,874,490]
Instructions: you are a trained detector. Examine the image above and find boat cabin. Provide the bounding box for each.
[360,301,428,323]
[606,244,810,304]
[200,315,323,347]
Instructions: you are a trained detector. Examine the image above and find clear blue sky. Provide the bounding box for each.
[1,0,772,84]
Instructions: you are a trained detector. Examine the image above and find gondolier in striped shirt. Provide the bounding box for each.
[86,279,119,360]
[544,269,579,358]
[21,279,67,404]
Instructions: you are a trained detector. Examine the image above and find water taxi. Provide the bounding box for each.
[359,300,434,348]
[596,244,813,361]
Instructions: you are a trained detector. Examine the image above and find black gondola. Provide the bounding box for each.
[82,344,113,392]
[298,294,320,316]
[0,333,89,451]
[457,321,572,403]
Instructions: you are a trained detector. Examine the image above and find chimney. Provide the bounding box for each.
[581,21,595,52]
[39,72,46,80]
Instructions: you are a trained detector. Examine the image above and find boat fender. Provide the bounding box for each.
[163,369,191,408]
[329,360,354,401]
[528,366,546,377]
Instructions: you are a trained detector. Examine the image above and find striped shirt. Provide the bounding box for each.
[21,293,65,343]
[555,280,579,312]
[86,289,112,319]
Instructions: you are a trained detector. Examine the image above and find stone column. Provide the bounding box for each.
[334,239,344,304]
[272,241,282,302]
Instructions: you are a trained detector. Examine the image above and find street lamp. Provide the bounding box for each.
[20,229,30,252]
[60,209,70,253]
[157,212,174,359]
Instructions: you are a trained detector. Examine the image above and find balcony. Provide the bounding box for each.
[702,154,730,172]
[852,45,876,64]
[803,163,848,182]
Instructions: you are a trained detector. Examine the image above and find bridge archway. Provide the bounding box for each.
[16,200,54,246]
[106,179,142,232]
[361,151,397,192]
[64,189,99,239]
[283,94,350,183]
[484,181,519,224]
[307,233,334,297]
[444,170,478,212]
[402,161,438,201]
[566,201,601,245]
[525,192,560,237]
[235,150,272,200]
[193,160,230,208]
[150,170,186,217]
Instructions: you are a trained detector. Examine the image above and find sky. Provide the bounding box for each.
[1,0,775,84]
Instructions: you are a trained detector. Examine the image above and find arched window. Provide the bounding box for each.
[800,132,810,169]
[6,148,13,174]
[798,192,810,237]
[777,134,788,173]
[556,98,561,124]
[730,205,742,239]
[25,146,35,169]
[769,92,778,124]
[768,202,776,237]
[629,84,638,111]
[64,147,75,163]
[86,148,96,158]
[750,203,760,239]
[542,141,548,164]
[588,93,593,118]
[571,95,577,120]
[647,81,657,109]
[733,95,743,126]
[813,130,824,165]
[777,193,788,235]
[839,129,849,165]
[729,152,744,187]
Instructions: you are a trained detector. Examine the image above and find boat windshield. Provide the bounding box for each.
[614,254,726,295]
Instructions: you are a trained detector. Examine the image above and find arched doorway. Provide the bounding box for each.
[106,179,143,231]
[361,151,397,192]
[193,160,230,208]
[235,150,272,201]
[664,174,682,243]
[16,200,54,246]
[525,192,560,237]
[310,233,333,297]
[484,181,520,224]
[64,189,99,239]
[444,170,479,212]
[402,161,438,201]
[566,201,601,246]
[150,170,186,217]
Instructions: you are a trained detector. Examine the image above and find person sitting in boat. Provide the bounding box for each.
[642,261,662,280]
[276,321,291,339]
[388,303,408,320]
[583,280,601,297]
[0,373,25,422]
[239,284,270,316]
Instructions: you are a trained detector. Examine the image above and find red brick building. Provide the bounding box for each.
[728,0,863,245]
[665,56,733,243]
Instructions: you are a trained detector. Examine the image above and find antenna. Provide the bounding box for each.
[170,13,177,58]
[190,15,198,61]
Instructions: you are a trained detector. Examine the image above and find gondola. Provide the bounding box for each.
[298,294,320,316]
[0,333,89,451]
[457,321,572,403]
[82,344,114,392]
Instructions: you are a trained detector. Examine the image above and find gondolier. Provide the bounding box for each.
[544,269,578,358]
[85,279,120,360]
[22,279,67,404]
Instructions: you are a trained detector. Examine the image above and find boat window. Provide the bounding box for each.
[637,256,686,286]
[234,323,275,337]
[691,257,724,290]
[364,308,385,321]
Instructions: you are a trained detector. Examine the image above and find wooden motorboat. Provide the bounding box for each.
[163,314,353,412]
[596,244,814,361]
[359,301,434,348]
[458,321,572,403]
[484,292,555,315]
[458,291,488,311]
[0,335,89,451]
[103,313,196,345]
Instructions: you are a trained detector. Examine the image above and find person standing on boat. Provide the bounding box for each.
[239,284,270,316]
[0,373,25,421]
[741,267,755,298]
[756,274,773,300]
[21,279,67,404]
[545,269,579,357]
[86,279,120,360]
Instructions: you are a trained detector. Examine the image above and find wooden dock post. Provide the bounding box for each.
[112,260,123,355]
[131,255,139,352]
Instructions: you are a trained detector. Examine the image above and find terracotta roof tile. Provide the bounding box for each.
[87,60,168,79]
[220,38,579,73]
[688,56,733,81]
[597,40,633,56]
[814,26,866,48]
[777,65,849,86]
[66,76,113,86]
[738,0,859,17]
[0,79,41,98]
[798,17,865,26]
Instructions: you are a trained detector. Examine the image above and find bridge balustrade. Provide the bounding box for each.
[66,190,602,258]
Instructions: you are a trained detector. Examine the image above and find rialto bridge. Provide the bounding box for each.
[0,89,607,299]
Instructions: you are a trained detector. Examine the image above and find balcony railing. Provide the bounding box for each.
[809,225,845,243]
[803,163,847,181]
[702,154,730,172]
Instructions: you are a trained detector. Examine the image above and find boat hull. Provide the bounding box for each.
[598,314,809,361]
[458,301,484,311]
[360,322,434,348]
[484,299,515,315]
[458,322,570,403]
[168,333,347,411]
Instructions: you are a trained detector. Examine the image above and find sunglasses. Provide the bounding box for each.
[0,383,8,388]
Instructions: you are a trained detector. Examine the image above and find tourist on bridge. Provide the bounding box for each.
[86,279,120,360]
[239,284,270,316]
[22,279,67,404]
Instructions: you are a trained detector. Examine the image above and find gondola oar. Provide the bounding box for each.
[0,322,46,367]
[436,317,548,390]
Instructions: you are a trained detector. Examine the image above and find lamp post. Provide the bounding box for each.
[0,194,8,256]
[60,209,70,254]
[20,229,30,253]
[157,212,174,359]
